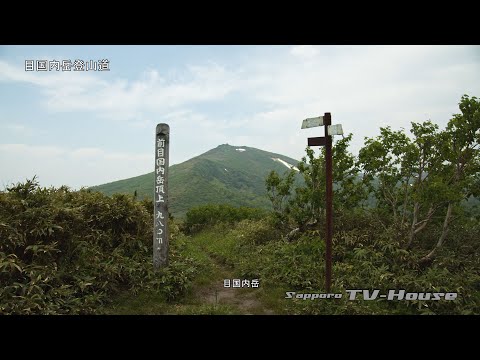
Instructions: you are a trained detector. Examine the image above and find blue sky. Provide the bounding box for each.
[0,45,479,189]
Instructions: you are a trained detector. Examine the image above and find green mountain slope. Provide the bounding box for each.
[90,144,303,217]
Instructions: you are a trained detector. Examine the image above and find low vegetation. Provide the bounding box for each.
[182,204,266,235]
[0,179,199,314]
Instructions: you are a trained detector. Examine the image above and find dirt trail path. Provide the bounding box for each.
[102,233,278,315]
[190,252,275,315]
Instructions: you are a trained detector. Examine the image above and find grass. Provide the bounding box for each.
[98,216,480,315]
[100,290,170,315]
[100,223,285,315]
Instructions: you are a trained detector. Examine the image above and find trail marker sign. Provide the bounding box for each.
[301,116,324,129]
[154,123,170,270]
[301,113,344,293]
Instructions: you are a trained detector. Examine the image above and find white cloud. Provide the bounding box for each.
[1,46,479,187]
[0,60,241,121]
[0,144,152,189]
[248,46,479,111]
[2,123,47,137]
[218,45,480,159]
[1,47,478,127]
[0,59,104,92]
[290,45,320,59]
[0,143,64,157]
[7,124,27,132]
[70,148,104,158]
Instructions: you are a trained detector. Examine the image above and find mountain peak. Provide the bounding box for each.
[216,143,246,149]
[91,144,303,217]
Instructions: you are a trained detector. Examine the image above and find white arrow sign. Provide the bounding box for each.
[301,116,324,129]
[328,124,344,136]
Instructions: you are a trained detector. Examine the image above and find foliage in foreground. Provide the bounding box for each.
[266,94,480,261]
[0,178,199,314]
[193,215,480,314]
[254,95,480,314]
[182,203,266,235]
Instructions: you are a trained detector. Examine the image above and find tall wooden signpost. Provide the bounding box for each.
[301,113,343,292]
[154,123,170,270]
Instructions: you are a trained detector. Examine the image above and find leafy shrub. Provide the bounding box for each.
[182,204,266,234]
[0,178,199,314]
[194,210,480,315]
[232,216,283,246]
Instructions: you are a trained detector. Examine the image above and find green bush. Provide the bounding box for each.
[195,210,480,315]
[182,204,266,234]
[231,216,283,246]
[0,178,199,314]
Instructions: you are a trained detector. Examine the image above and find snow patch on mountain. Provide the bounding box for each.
[271,158,299,172]
[235,148,246,152]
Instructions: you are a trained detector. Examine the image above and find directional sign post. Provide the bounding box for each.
[307,137,326,147]
[301,112,343,293]
[324,113,333,293]
[154,123,170,270]
[301,116,324,129]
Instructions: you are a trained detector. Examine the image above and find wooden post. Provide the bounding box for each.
[324,112,333,293]
[154,123,170,270]
[305,113,339,292]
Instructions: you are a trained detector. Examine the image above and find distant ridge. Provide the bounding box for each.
[90,144,303,217]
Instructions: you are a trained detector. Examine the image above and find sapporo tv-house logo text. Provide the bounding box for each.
[285,289,458,301]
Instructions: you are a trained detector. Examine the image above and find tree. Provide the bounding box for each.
[358,126,412,228]
[265,169,296,225]
[422,95,480,260]
[266,134,364,237]
[331,134,367,211]
[405,121,445,248]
